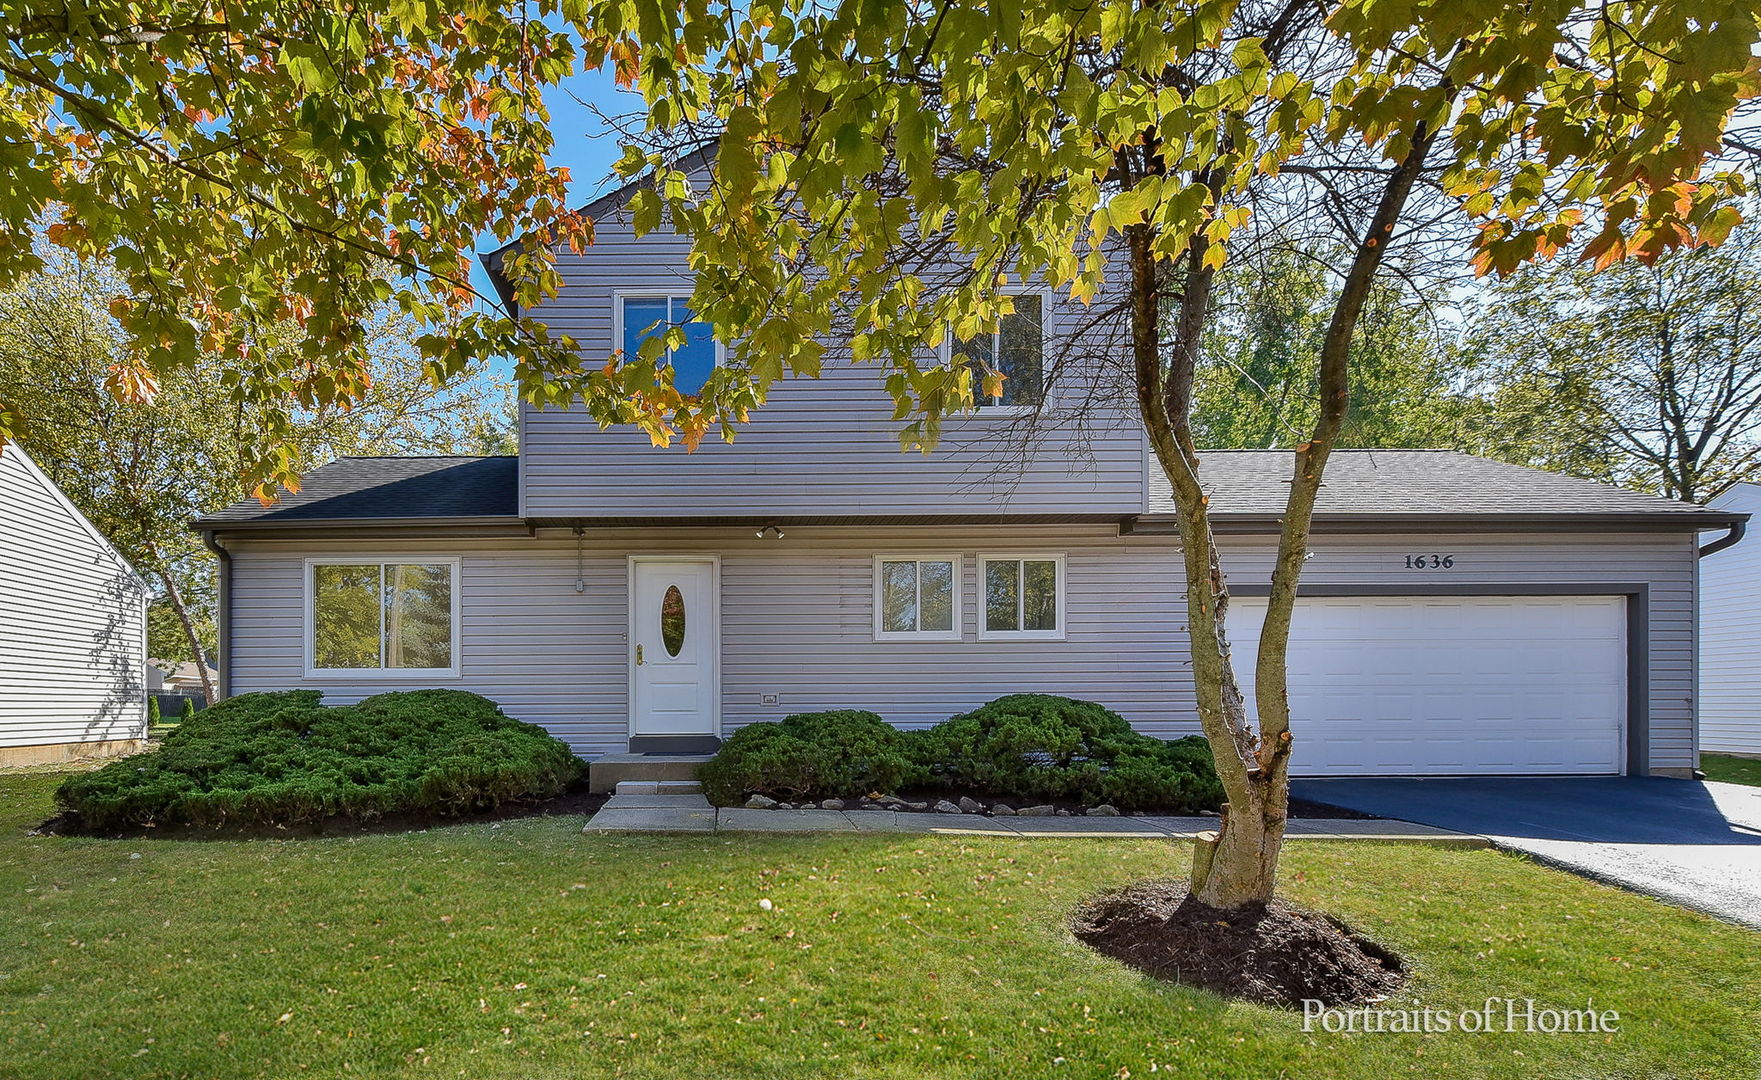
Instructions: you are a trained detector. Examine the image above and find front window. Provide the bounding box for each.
[980,555,1064,639]
[948,293,1045,408]
[874,556,961,641]
[620,295,717,395]
[309,561,457,674]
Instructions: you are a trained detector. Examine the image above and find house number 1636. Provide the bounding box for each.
[1404,553,1456,569]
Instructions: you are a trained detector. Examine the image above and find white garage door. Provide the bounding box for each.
[1228,595,1626,776]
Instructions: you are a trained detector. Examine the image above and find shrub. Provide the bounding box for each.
[57,689,583,830]
[147,696,160,725]
[181,697,197,721]
[700,710,921,805]
[915,694,1222,812]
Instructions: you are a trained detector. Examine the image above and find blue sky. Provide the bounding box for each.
[464,61,637,305]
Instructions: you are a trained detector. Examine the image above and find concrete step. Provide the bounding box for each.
[600,792,715,810]
[588,753,713,794]
[614,779,702,796]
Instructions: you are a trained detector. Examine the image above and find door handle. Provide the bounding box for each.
[636,644,644,665]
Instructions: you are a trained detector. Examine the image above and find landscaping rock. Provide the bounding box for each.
[876,794,906,807]
[933,799,963,814]
[1089,804,1121,817]
[1057,809,1073,816]
[991,803,1016,816]
[957,796,984,814]
[820,798,846,811]
[906,801,929,811]
[744,794,779,810]
[1018,805,1055,817]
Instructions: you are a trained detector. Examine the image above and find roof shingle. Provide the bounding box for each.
[197,456,517,525]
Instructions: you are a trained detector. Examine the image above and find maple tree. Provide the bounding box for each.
[579,0,1760,907]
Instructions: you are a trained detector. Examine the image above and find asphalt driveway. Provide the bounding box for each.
[1292,776,1761,930]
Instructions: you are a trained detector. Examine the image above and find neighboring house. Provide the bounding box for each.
[1699,482,1761,757]
[148,659,218,696]
[193,168,1749,779]
[0,444,150,765]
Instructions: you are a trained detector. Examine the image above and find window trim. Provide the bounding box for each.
[938,288,1052,415]
[611,289,725,392]
[303,557,463,679]
[872,554,964,642]
[977,553,1067,641]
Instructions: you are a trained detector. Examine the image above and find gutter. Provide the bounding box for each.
[1698,517,1748,558]
[199,530,230,700]
[1124,511,1754,535]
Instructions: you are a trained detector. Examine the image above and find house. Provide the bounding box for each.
[193,171,1748,779]
[147,659,218,696]
[0,444,150,765]
[1698,482,1760,757]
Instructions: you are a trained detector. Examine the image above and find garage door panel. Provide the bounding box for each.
[1229,595,1625,776]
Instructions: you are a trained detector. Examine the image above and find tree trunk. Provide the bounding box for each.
[1125,103,1450,910]
[156,568,216,704]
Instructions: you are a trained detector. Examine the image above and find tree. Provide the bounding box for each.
[0,0,587,493]
[573,0,1758,911]
[0,256,512,700]
[1196,250,1465,449]
[1463,218,1761,502]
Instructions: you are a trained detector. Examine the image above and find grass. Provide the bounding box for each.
[1701,753,1761,787]
[0,769,1756,1080]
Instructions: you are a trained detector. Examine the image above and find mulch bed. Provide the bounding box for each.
[31,785,608,841]
[1071,879,1406,1008]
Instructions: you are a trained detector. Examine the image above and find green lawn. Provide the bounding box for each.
[1702,753,1761,787]
[1,771,1756,1079]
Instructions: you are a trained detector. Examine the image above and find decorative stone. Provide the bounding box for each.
[906,801,929,811]
[933,799,963,814]
[876,794,906,807]
[957,796,984,814]
[991,803,1016,816]
[745,794,779,809]
[1057,809,1073,816]
[1017,804,1055,817]
[1088,804,1121,817]
[821,798,846,810]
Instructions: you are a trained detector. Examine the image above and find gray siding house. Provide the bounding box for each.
[1,444,149,765]
[197,176,1747,779]
[1698,482,1761,755]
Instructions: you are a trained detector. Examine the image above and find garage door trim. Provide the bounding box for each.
[1228,582,1649,776]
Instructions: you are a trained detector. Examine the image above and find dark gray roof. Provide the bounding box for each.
[1147,449,1742,523]
[196,457,517,526]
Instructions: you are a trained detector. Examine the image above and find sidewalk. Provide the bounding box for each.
[584,801,1487,845]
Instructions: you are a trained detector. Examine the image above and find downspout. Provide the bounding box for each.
[1698,519,1747,559]
[200,530,231,699]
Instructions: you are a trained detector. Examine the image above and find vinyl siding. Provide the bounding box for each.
[518,201,1147,518]
[1699,484,1761,754]
[0,448,148,748]
[226,526,1697,772]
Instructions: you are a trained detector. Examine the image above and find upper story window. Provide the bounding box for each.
[306,559,459,677]
[945,293,1045,410]
[618,294,717,395]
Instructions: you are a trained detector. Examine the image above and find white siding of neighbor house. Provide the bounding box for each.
[0,446,148,749]
[1699,483,1761,755]
[516,199,1147,519]
[224,526,1698,772]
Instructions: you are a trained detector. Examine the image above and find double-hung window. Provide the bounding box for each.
[873,555,961,641]
[306,559,460,676]
[945,293,1046,409]
[618,294,718,395]
[979,554,1065,640]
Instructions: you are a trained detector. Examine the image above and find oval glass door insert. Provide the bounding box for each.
[660,584,686,657]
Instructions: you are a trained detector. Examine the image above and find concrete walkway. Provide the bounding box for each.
[584,797,1486,844]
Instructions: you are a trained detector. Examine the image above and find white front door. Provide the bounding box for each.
[1228,595,1627,776]
[629,557,720,738]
